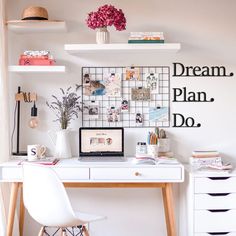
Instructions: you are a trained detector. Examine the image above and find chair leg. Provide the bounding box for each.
[38,226,45,236]
[82,226,90,236]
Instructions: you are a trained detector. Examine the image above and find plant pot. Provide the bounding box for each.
[96,27,110,44]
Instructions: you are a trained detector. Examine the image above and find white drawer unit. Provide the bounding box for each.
[179,166,236,236]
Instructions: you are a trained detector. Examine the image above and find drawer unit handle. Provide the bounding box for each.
[208,177,230,180]
[207,233,229,235]
[134,172,142,176]
[208,209,230,213]
[208,193,230,197]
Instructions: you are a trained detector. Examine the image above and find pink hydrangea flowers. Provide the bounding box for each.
[86,4,126,31]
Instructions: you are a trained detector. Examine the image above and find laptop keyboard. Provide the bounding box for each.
[79,156,126,162]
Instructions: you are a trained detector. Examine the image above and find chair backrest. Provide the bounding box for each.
[23,164,79,227]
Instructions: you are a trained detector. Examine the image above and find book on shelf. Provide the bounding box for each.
[192,150,220,158]
[128,40,165,44]
[18,157,59,166]
[128,32,165,44]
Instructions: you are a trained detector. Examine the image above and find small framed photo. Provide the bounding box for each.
[145,73,159,94]
[107,106,121,122]
[125,67,140,81]
[121,99,129,112]
[131,87,151,101]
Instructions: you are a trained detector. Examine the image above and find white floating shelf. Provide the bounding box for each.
[64,43,181,54]
[8,66,66,73]
[7,20,67,33]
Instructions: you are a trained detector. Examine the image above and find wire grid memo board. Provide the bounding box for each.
[81,66,170,128]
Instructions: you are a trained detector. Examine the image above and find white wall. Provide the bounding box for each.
[6,0,236,235]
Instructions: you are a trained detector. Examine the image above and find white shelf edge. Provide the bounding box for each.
[8,66,66,73]
[7,20,67,33]
[64,43,181,54]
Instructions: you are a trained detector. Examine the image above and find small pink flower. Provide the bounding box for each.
[86,4,126,31]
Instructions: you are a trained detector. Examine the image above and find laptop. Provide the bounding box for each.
[79,127,126,162]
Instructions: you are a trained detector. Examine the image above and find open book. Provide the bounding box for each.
[134,156,157,165]
[134,155,178,165]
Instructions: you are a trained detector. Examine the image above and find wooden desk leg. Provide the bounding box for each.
[7,182,20,236]
[19,184,25,236]
[162,183,176,236]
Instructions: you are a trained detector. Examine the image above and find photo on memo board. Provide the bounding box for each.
[83,101,99,120]
[145,73,159,94]
[121,99,129,112]
[105,73,121,97]
[131,87,151,101]
[84,80,106,96]
[107,106,121,122]
[125,67,140,81]
[149,107,168,122]
[83,72,107,96]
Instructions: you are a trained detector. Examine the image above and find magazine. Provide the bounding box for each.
[18,157,59,166]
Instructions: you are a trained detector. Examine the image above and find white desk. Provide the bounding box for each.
[0,158,184,236]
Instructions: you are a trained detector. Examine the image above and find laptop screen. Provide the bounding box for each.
[79,127,124,156]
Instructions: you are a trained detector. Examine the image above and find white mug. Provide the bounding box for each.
[27,145,46,161]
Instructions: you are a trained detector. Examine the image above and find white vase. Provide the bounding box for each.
[96,27,110,44]
[48,129,72,159]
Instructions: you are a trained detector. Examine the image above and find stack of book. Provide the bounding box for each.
[19,50,55,66]
[128,32,164,44]
[190,150,233,172]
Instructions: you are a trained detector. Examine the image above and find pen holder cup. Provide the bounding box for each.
[147,145,159,158]
[158,138,170,153]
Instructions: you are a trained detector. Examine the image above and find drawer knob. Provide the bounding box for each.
[135,172,142,176]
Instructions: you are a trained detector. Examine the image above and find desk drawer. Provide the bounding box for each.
[195,210,236,232]
[90,167,182,181]
[1,167,22,181]
[195,193,236,210]
[195,177,236,193]
[54,168,89,180]
[195,233,236,236]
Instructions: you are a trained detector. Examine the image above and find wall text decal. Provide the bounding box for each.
[172,62,234,128]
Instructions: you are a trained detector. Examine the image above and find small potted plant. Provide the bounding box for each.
[86,4,126,44]
[46,85,82,158]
